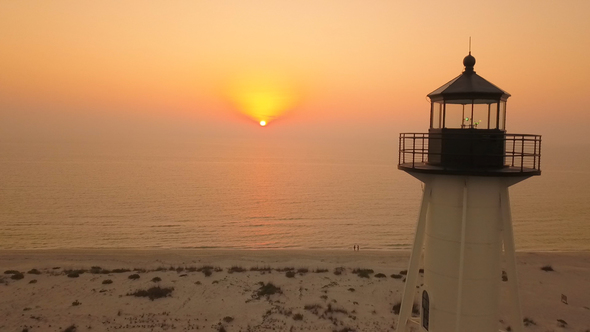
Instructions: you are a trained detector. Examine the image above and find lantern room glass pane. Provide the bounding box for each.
[499,101,506,130]
[470,102,498,129]
[431,102,442,129]
[489,103,498,129]
[443,103,467,129]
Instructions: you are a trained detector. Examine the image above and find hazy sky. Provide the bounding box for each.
[1,1,589,144]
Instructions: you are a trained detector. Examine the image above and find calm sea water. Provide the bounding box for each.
[1,139,588,251]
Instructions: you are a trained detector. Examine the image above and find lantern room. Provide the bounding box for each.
[398,53,541,176]
[428,53,509,131]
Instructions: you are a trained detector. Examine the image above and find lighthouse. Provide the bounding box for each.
[395,53,541,332]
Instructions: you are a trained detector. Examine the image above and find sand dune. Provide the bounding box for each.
[1,250,588,332]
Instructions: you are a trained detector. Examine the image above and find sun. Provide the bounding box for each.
[226,73,300,127]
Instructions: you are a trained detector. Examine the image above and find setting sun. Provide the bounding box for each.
[226,74,300,125]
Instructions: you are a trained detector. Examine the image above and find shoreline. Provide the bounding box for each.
[2,249,589,266]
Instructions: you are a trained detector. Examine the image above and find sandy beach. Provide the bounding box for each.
[1,250,589,332]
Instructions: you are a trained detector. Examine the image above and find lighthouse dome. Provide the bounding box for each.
[463,54,476,68]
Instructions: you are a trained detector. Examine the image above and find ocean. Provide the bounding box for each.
[1,139,588,251]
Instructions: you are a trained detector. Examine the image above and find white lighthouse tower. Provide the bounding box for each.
[395,53,541,332]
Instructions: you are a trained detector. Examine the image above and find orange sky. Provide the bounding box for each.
[1,1,589,144]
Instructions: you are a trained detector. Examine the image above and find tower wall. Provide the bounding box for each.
[422,175,504,332]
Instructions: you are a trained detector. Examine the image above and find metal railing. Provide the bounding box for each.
[399,133,542,172]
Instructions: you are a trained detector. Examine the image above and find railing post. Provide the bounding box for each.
[412,135,416,168]
[511,136,516,166]
[533,136,537,169]
[421,135,425,163]
[399,134,402,165]
[521,135,525,171]
[538,136,542,170]
[422,134,427,163]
